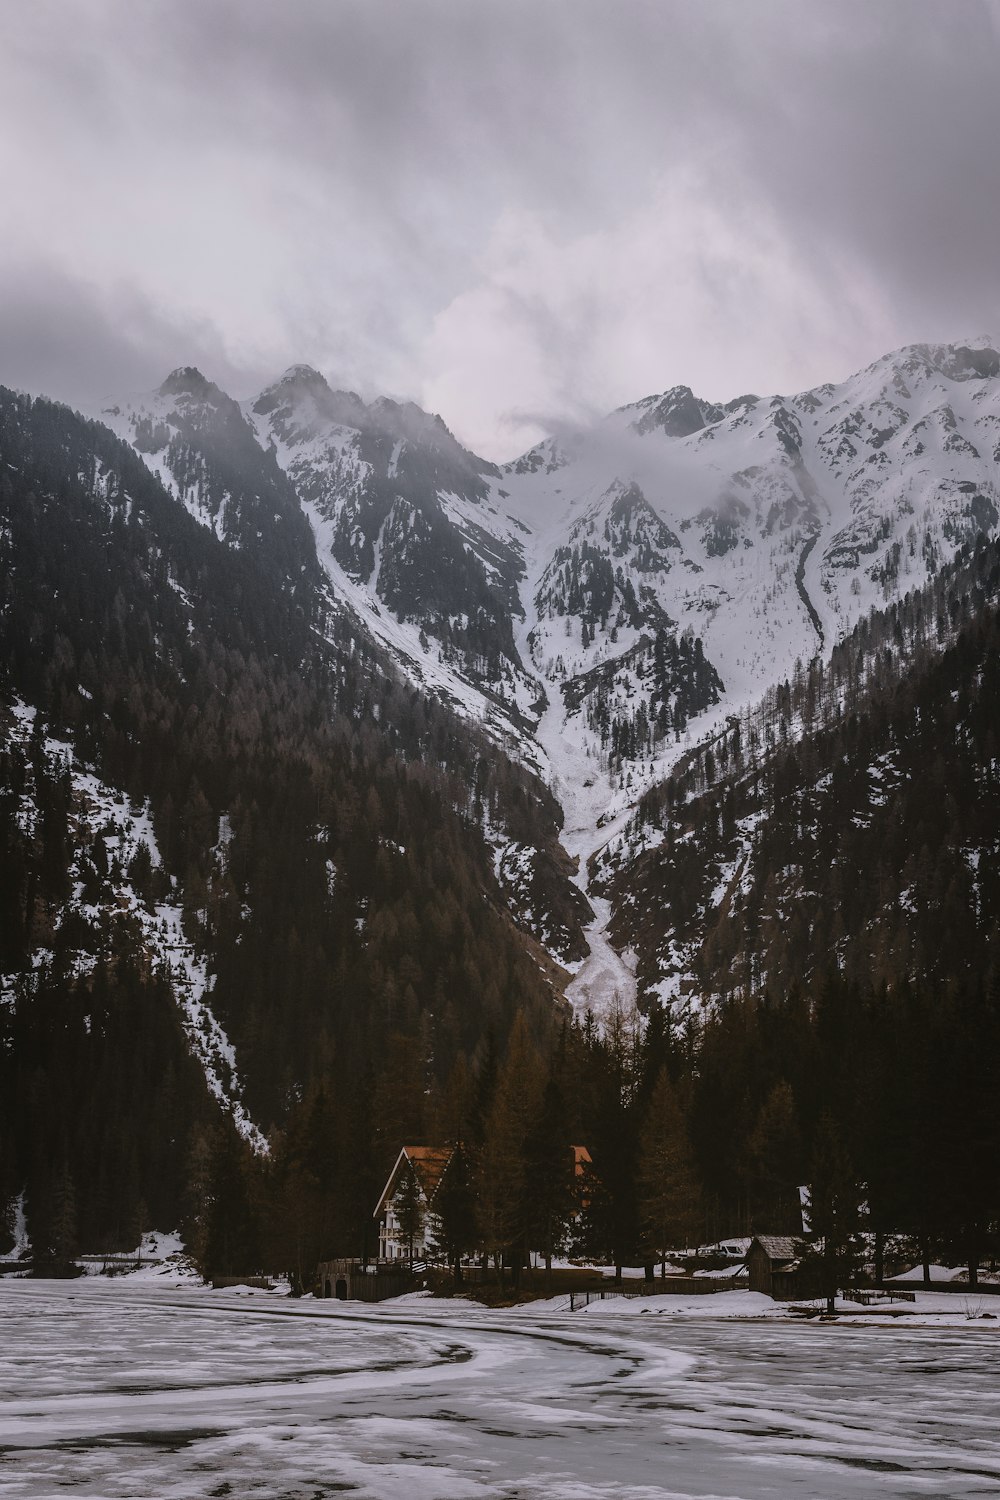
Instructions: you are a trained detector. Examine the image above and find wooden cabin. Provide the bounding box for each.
[373,1144,454,1261]
[746,1234,830,1299]
[746,1235,804,1298]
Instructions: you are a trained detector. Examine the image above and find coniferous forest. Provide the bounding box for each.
[2,382,999,1289]
[0,390,565,1269]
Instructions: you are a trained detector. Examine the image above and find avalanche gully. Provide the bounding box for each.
[98,338,1000,1006]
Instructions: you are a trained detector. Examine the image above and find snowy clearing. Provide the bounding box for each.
[2,1282,999,1498]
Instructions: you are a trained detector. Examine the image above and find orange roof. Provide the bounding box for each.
[403,1145,454,1200]
[374,1144,454,1217]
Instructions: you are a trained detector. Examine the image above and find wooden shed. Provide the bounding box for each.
[746,1234,828,1299]
[746,1235,804,1298]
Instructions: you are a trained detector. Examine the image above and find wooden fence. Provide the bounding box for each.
[569,1275,747,1310]
[876,1279,1000,1297]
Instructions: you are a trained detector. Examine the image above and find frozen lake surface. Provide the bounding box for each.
[2,1281,1000,1498]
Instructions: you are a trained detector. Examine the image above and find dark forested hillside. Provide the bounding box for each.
[561,537,1000,1274]
[0,389,574,1262]
[600,536,1000,1006]
[3,379,999,1286]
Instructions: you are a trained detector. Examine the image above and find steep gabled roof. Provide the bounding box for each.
[404,1145,453,1201]
[374,1145,454,1217]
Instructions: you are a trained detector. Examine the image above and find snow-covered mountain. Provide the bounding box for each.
[99,339,1000,1006]
[101,365,543,747]
[498,339,1000,777]
[100,366,316,570]
[0,383,580,1245]
[106,340,1000,754]
[7,338,1000,1265]
[597,534,1000,1013]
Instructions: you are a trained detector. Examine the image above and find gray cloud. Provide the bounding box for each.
[3,1,999,457]
[0,263,269,410]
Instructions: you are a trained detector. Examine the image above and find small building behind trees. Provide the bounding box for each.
[746,1234,824,1299]
[374,1145,454,1262]
[746,1235,802,1297]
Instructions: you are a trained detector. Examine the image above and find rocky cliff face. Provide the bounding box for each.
[96,339,1000,1005]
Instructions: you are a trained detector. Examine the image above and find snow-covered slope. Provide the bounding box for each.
[99,367,303,549]
[245,365,544,740]
[99,366,546,758]
[107,341,1000,804]
[0,701,264,1148]
[499,340,1000,771]
[596,535,1000,1013]
[104,340,1000,1004]
[475,341,999,995]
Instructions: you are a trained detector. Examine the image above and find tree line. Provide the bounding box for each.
[145,968,998,1293]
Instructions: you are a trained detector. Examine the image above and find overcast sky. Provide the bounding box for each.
[3,0,1000,459]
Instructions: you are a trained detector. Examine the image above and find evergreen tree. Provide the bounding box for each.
[390,1160,424,1268]
[576,999,641,1277]
[637,1069,702,1276]
[743,1081,803,1234]
[201,1124,261,1280]
[477,1013,542,1286]
[803,1113,864,1315]
[49,1164,79,1274]
[433,1145,477,1284]
[523,1075,576,1289]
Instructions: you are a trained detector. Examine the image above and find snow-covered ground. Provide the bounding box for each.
[3,1281,999,1498]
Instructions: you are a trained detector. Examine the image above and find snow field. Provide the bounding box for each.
[2,1281,1000,1499]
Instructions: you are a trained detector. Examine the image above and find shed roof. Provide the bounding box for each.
[750,1234,799,1263]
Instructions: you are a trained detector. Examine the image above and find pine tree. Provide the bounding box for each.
[523,1075,575,1290]
[476,1013,542,1286]
[433,1144,477,1284]
[803,1113,863,1314]
[391,1159,424,1268]
[743,1081,803,1233]
[637,1069,702,1276]
[50,1163,79,1274]
[201,1124,261,1281]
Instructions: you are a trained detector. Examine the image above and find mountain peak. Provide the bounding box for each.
[158,366,218,401]
[620,384,725,439]
[370,395,448,438]
[864,340,1000,389]
[278,363,330,389]
[251,367,367,436]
